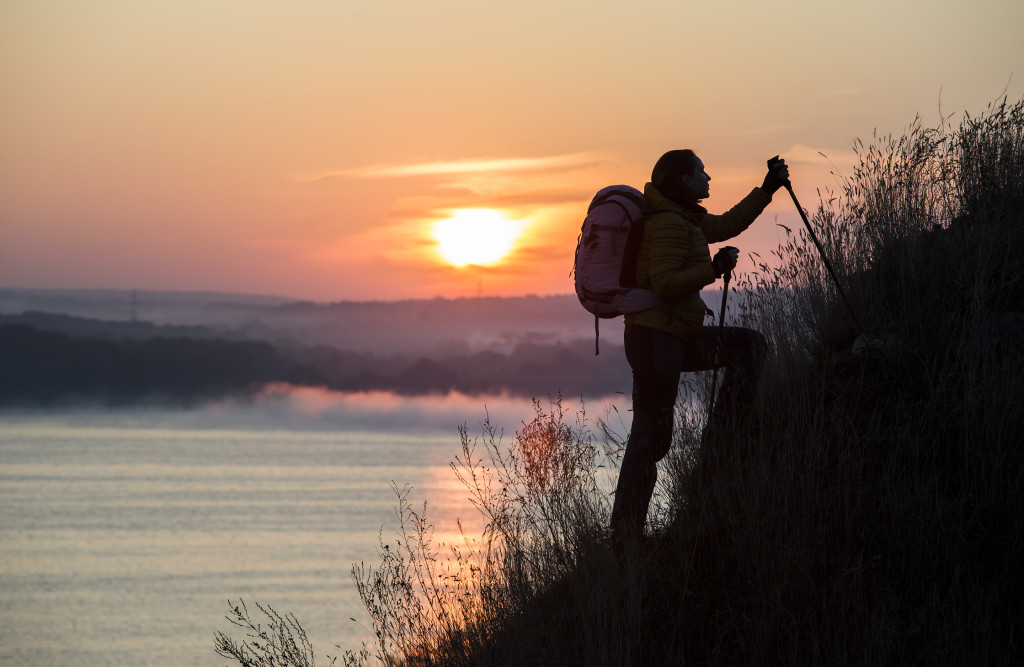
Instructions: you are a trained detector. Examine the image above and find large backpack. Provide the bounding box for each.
[573,185,662,354]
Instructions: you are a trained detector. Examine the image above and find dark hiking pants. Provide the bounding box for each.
[610,323,767,538]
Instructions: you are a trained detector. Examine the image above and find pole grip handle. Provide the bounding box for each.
[767,155,792,189]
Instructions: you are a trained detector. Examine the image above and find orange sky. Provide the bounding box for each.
[2,0,1022,302]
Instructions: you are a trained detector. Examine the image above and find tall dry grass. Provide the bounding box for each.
[217,96,1024,666]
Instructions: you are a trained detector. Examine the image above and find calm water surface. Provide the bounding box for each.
[0,401,545,666]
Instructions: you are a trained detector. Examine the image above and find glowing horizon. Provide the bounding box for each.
[1,0,1021,302]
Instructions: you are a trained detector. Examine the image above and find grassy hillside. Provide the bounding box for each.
[217,97,1023,666]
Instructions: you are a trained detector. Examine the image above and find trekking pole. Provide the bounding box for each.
[707,265,731,424]
[768,156,862,331]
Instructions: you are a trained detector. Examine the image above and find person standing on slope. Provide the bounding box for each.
[610,149,789,541]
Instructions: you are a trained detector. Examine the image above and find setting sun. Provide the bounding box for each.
[432,209,522,267]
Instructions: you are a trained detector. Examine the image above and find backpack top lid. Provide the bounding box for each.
[588,184,645,215]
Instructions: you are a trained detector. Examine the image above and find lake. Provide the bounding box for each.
[0,389,629,666]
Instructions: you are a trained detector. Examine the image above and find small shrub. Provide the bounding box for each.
[215,599,332,667]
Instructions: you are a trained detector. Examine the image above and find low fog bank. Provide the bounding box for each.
[0,289,600,355]
[0,385,633,436]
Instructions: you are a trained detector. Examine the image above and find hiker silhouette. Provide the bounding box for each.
[610,149,788,542]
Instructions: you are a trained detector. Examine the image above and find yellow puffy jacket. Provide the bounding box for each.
[630,183,772,341]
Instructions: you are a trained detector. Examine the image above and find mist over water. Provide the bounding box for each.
[0,389,630,666]
[14,385,576,434]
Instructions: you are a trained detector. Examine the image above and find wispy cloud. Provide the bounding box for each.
[394,188,599,217]
[295,152,608,183]
[783,143,857,168]
[742,123,798,136]
[819,87,868,97]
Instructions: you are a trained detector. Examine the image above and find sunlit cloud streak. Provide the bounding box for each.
[385,189,596,221]
[818,87,868,97]
[783,143,859,168]
[296,152,608,182]
[743,123,798,135]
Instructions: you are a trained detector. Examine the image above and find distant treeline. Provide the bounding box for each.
[0,310,225,341]
[1,322,630,405]
[0,324,325,406]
